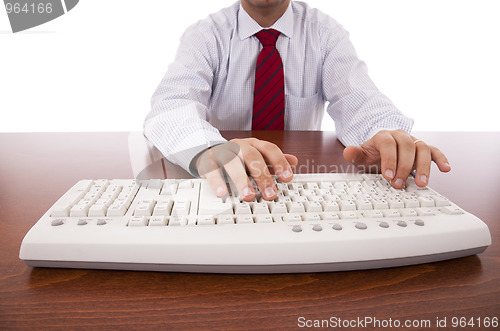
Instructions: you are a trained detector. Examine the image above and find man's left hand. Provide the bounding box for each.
[343,129,451,188]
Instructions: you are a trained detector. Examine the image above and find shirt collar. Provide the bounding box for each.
[238,1,294,40]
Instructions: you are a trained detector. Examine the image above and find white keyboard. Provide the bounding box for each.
[19,173,491,273]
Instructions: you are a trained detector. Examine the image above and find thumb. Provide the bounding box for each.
[343,145,366,166]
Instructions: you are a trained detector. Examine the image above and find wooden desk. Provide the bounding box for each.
[1,132,499,329]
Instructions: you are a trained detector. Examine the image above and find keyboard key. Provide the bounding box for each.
[316,189,332,196]
[270,202,287,213]
[88,205,107,217]
[312,224,322,232]
[236,216,254,224]
[362,210,383,218]
[51,204,71,217]
[287,202,305,213]
[171,200,191,216]
[235,203,252,214]
[129,216,148,226]
[416,208,436,216]
[304,182,319,190]
[252,203,270,214]
[339,211,357,219]
[355,222,368,230]
[176,180,193,190]
[321,212,339,221]
[321,201,340,211]
[432,196,451,207]
[96,219,107,226]
[338,200,356,211]
[414,188,438,197]
[292,196,308,203]
[440,206,465,215]
[303,213,321,222]
[149,216,167,226]
[397,221,408,227]
[147,179,163,190]
[305,201,322,212]
[51,219,64,226]
[134,200,156,216]
[372,198,389,209]
[77,219,88,226]
[290,183,303,190]
[319,182,334,190]
[355,199,373,210]
[383,210,401,218]
[255,215,273,223]
[399,209,418,217]
[417,196,435,207]
[70,203,90,217]
[101,186,122,200]
[161,180,177,195]
[414,219,425,226]
[168,216,187,226]
[332,224,342,231]
[334,181,348,190]
[308,195,325,202]
[107,202,128,217]
[284,214,302,222]
[403,197,420,208]
[217,215,235,225]
[387,197,405,209]
[197,216,215,225]
[153,200,174,216]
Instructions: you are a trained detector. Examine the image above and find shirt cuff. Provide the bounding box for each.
[168,130,227,177]
[366,123,414,143]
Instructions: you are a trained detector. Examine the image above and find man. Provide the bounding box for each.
[144,0,451,201]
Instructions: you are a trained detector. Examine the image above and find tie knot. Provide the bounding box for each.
[255,29,280,47]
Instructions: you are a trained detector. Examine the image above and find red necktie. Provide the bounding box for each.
[252,29,285,130]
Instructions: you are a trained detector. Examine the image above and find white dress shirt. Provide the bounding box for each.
[144,0,414,175]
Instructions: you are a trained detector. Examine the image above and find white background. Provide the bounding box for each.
[1,0,499,133]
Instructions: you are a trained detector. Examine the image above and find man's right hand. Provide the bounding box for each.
[196,138,298,201]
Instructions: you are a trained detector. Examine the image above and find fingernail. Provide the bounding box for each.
[395,178,404,187]
[445,162,451,169]
[242,187,253,198]
[385,169,394,179]
[281,169,292,179]
[216,186,226,196]
[264,186,275,199]
[420,175,428,185]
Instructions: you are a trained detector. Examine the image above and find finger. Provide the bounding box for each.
[284,154,299,169]
[240,144,277,201]
[343,145,366,166]
[223,155,255,202]
[268,154,299,177]
[203,167,228,197]
[430,147,452,172]
[392,131,416,188]
[373,131,397,181]
[413,141,432,187]
[252,140,294,182]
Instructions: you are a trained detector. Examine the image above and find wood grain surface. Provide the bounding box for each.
[0,131,498,330]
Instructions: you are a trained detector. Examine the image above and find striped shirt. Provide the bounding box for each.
[144,0,414,175]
